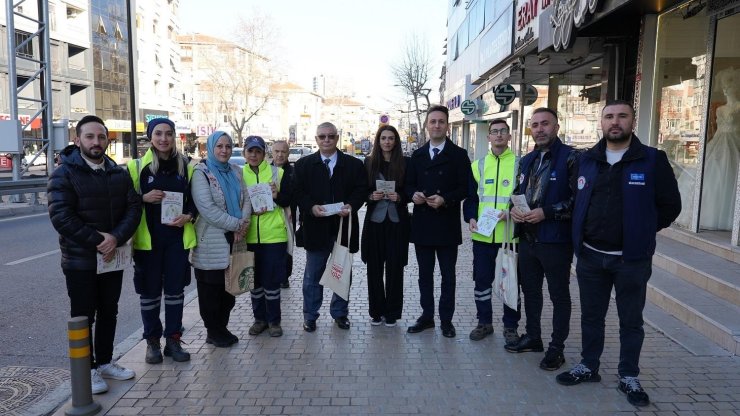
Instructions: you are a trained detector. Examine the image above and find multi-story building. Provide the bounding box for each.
[0,0,94,146]
[264,81,322,147]
[321,96,381,152]
[134,0,182,139]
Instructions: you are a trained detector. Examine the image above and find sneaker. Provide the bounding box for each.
[469,324,494,341]
[556,363,601,386]
[504,334,544,353]
[248,321,268,336]
[268,324,283,337]
[370,317,383,326]
[384,318,397,327]
[539,347,565,371]
[90,368,108,394]
[618,376,650,406]
[503,328,520,347]
[145,338,163,364]
[98,362,135,381]
[164,334,191,362]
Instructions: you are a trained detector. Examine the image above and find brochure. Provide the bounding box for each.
[475,207,502,237]
[248,183,275,212]
[96,244,133,274]
[375,180,395,198]
[510,194,531,214]
[161,191,183,224]
[321,202,345,216]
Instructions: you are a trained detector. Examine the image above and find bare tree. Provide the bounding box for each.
[391,34,433,144]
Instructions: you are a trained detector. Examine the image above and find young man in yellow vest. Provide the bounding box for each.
[463,119,520,343]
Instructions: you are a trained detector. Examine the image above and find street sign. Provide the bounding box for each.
[460,100,477,115]
[379,114,389,124]
[523,84,538,106]
[494,84,516,106]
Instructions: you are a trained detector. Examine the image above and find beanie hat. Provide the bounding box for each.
[146,118,176,139]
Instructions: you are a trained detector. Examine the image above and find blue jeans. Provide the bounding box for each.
[576,246,652,377]
[518,241,573,351]
[303,248,349,321]
[472,241,521,327]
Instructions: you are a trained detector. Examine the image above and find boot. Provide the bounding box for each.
[145,338,163,364]
[163,334,191,362]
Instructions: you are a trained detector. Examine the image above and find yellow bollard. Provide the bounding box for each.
[64,316,101,416]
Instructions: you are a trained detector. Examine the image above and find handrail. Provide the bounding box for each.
[0,178,47,196]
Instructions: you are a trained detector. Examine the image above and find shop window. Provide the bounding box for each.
[652,5,709,228]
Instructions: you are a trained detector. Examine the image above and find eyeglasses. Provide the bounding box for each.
[316,134,338,140]
[489,128,510,136]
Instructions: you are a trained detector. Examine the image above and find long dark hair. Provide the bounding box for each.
[366,125,405,186]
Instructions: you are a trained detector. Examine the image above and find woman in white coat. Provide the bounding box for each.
[191,131,251,347]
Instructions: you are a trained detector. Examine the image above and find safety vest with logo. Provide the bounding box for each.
[127,149,196,250]
[471,148,517,244]
[242,160,288,244]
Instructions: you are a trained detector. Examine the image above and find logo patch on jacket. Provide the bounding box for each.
[485,179,494,184]
[502,179,510,187]
[550,171,557,181]
[628,173,645,186]
[577,176,586,190]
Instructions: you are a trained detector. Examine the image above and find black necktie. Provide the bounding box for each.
[432,148,440,159]
[324,158,331,175]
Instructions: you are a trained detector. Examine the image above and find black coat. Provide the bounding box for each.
[293,150,368,253]
[405,139,470,246]
[47,145,142,270]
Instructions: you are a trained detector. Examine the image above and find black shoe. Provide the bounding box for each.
[280,282,290,289]
[384,318,397,327]
[222,328,239,345]
[504,334,544,353]
[469,324,494,341]
[268,323,283,337]
[205,330,232,348]
[164,335,191,362]
[303,320,316,332]
[556,363,601,386]
[441,321,456,338]
[248,321,268,336]
[539,347,565,371]
[335,317,351,330]
[618,377,650,406]
[503,328,520,347]
[370,317,383,326]
[145,338,163,364]
[407,319,435,334]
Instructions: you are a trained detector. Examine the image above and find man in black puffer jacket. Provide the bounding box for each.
[47,115,141,395]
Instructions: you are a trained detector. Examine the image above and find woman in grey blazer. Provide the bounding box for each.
[191,131,251,348]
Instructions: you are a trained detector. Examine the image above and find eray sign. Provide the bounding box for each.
[515,0,553,52]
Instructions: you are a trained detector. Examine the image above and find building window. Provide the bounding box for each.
[114,22,124,40]
[14,31,33,58]
[97,16,107,34]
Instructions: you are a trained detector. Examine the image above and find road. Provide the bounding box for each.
[0,212,196,369]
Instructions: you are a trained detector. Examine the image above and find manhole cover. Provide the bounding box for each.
[0,366,70,416]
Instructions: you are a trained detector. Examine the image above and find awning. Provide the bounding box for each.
[470,63,515,99]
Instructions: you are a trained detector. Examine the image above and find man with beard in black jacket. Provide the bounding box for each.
[48,115,141,394]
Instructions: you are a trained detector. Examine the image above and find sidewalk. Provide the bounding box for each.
[54,223,740,415]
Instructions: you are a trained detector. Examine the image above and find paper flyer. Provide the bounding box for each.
[510,194,531,214]
[248,183,275,212]
[375,180,395,198]
[161,191,183,224]
[321,202,345,216]
[96,244,133,274]
[475,207,502,237]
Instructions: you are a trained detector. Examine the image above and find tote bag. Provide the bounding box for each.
[319,216,352,301]
[493,216,518,310]
[225,239,255,296]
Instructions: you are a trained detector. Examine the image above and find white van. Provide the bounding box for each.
[288,147,313,163]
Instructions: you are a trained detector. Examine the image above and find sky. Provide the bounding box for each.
[178,0,448,109]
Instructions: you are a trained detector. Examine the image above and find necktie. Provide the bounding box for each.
[432,148,440,159]
[324,158,331,175]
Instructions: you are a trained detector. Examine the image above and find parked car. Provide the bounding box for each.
[288,147,312,164]
[22,152,47,169]
[229,147,246,167]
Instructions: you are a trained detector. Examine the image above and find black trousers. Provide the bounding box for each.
[194,269,235,336]
[367,252,404,321]
[64,269,124,368]
[414,244,458,323]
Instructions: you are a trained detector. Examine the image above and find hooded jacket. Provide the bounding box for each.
[48,145,142,270]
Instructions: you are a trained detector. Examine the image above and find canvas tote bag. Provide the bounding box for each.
[493,215,518,310]
[319,216,352,301]
[225,239,255,296]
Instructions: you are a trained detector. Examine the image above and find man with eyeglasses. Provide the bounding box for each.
[463,119,521,343]
[405,105,470,338]
[507,107,579,373]
[293,122,367,332]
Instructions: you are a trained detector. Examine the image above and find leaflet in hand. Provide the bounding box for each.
[475,207,502,237]
[376,180,395,198]
[248,183,274,212]
[96,244,133,274]
[510,194,531,214]
[161,191,183,224]
[321,202,345,216]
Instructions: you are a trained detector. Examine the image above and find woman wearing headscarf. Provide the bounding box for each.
[128,117,195,364]
[361,125,411,327]
[191,131,251,348]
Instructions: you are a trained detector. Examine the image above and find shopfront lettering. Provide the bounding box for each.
[447,95,462,110]
[515,27,535,50]
[550,0,600,51]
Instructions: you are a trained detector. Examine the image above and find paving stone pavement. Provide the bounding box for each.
[60,216,740,416]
